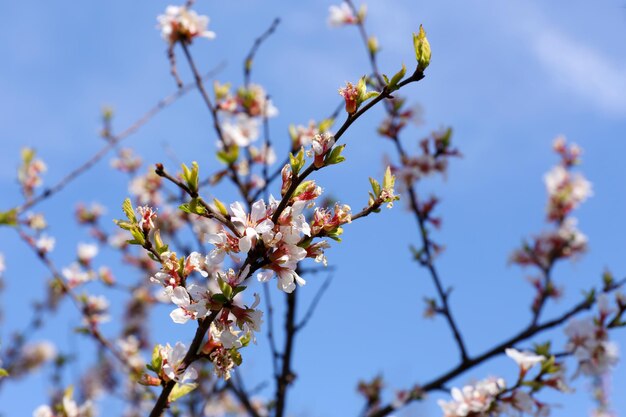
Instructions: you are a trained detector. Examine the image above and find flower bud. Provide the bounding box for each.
[413,25,431,70]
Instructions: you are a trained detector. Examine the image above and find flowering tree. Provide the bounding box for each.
[0,2,624,417]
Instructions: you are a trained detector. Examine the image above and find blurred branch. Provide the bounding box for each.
[18,62,226,213]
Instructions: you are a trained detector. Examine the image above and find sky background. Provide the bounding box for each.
[1,0,626,416]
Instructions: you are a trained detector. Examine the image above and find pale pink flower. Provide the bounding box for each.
[328,3,357,27]
[136,206,157,233]
[62,263,94,288]
[77,243,98,264]
[222,115,259,148]
[157,5,216,45]
[438,377,505,417]
[158,342,199,384]
[505,348,546,372]
[230,200,274,254]
[35,234,55,254]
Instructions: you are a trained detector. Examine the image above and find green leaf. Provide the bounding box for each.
[153,230,168,255]
[216,145,239,165]
[383,166,395,191]
[122,198,137,223]
[318,118,334,132]
[21,148,35,165]
[130,227,146,246]
[289,148,305,175]
[533,341,551,357]
[169,382,198,402]
[232,286,247,296]
[324,144,346,166]
[413,25,431,70]
[213,198,228,216]
[113,220,134,231]
[0,368,8,378]
[369,178,381,198]
[218,277,233,299]
[363,91,380,100]
[151,345,162,374]
[179,202,205,216]
[389,63,407,89]
[0,209,18,226]
[230,349,243,366]
[212,294,229,304]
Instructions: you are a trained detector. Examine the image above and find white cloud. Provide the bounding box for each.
[530,27,626,117]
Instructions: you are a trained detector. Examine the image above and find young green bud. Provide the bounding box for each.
[413,25,431,70]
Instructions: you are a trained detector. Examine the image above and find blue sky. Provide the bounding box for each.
[1,0,626,416]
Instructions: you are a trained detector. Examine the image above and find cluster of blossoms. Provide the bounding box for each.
[18,148,47,198]
[390,128,459,186]
[438,376,506,417]
[33,387,94,417]
[565,295,620,377]
[62,243,99,288]
[110,148,142,174]
[510,218,588,272]
[438,349,566,417]
[377,99,424,139]
[75,203,105,226]
[157,5,216,45]
[9,341,57,379]
[145,342,199,387]
[338,77,378,115]
[129,169,163,206]
[288,119,332,151]
[545,137,591,222]
[213,81,279,178]
[510,138,591,311]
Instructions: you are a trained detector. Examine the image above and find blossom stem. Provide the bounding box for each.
[179,42,251,206]
[243,18,281,86]
[149,309,220,417]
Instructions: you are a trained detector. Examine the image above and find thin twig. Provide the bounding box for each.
[180,42,251,206]
[263,283,280,378]
[149,310,220,417]
[244,18,281,86]
[274,289,297,417]
[18,63,226,213]
[367,281,625,417]
[14,227,133,370]
[295,275,332,332]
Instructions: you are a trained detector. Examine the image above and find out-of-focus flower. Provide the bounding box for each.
[438,377,505,417]
[36,234,55,254]
[505,348,546,372]
[328,3,358,27]
[157,6,216,45]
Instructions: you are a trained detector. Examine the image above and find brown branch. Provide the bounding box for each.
[274,289,297,417]
[148,310,220,417]
[345,9,468,362]
[271,70,424,225]
[368,282,625,417]
[154,163,242,238]
[14,227,133,370]
[226,375,262,417]
[179,42,251,206]
[405,179,468,361]
[295,275,332,332]
[263,283,280,379]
